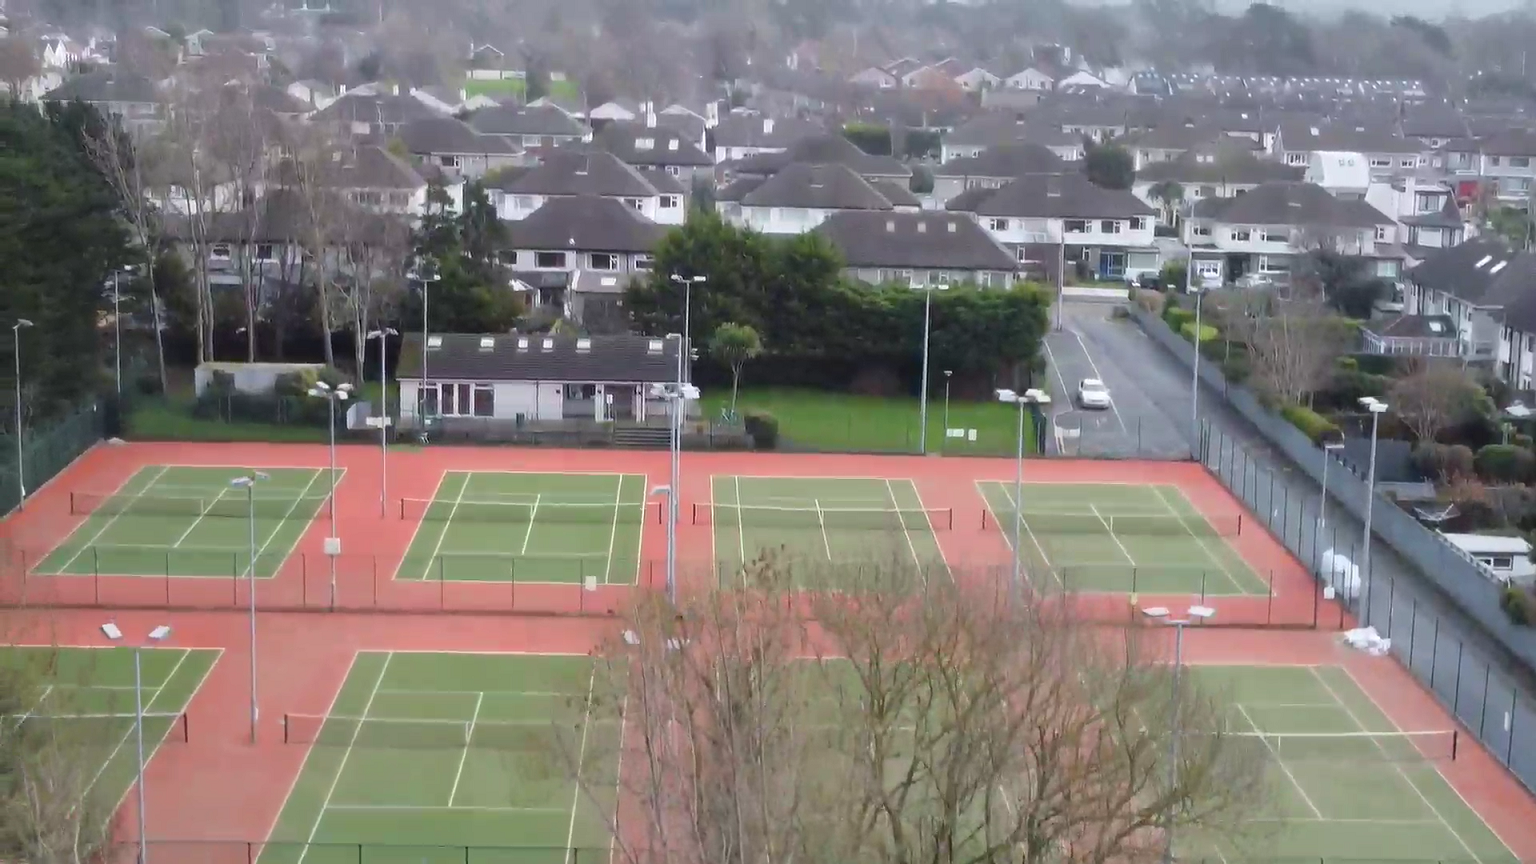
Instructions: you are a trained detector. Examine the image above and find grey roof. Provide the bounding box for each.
[328,146,426,190]
[251,84,309,115]
[716,176,766,203]
[398,117,515,156]
[1479,129,1536,158]
[594,122,712,166]
[314,92,437,127]
[712,113,824,149]
[1190,182,1393,227]
[493,150,658,198]
[1125,124,1233,151]
[1276,119,1421,154]
[946,173,1154,219]
[870,180,920,207]
[163,189,410,245]
[733,134,910,178]
[1136,146,1303,185]
[509,196,666,253]
[1362,314,1457,340]
[635,167,687,194]
[397,333,678,383]
[1401,198,1464,229]
[935,143,1066,179]
[46,70,160,104]
[740,163,894,210]
[943,112,1035,148]
[656,110,707,146]
[1406,237,1536,309]
[814,211,1017,271]
[469,104,587,138]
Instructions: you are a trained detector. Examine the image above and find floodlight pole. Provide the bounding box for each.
[1012,395,1025,598]
[1359,398,1386,627]
[1188,269,1203,452]
[1316,440,1344,561]
[309,383,351,609]
[13,319,32,508]
[942,370,952,453]
[368,329,398,516]
[1142,606,1214,864]
[919,283,934,455]
[101,622,169,864]
[113,270,123,398]
[232,472,267,743]
[671,274,706,385]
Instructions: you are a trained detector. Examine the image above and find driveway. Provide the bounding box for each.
[1039,300,1192,458]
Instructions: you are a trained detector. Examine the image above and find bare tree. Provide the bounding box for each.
[1390,358,1486,444]
[286,128,348,368]
[205,85,273,361]
[1236,290,1346,406]
[339,212,411,376]
[0,38,40,98]
[158,82,226,364]
[572,556,1270,864]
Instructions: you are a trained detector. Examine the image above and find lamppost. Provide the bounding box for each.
[366,329,398,516]
[916,282,948,455]
[995,387,1050,602]
[1187,267,1205,450]
[230,471,268,743]
[1316,437,1345,559]
[308,382,351,609]
[1141,604,1217,864]
[649,375,700,603]
[411,258,441,425]
[12,318,31,508]
[670,274,707,384]
[942,370,953,452]
[1358,396,1388,626]
[110,267,135,398]
[101,621,172,864]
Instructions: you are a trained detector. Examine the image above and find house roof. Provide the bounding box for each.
[492,150,658,198]
[163,189,410,245]
[934,142,1066,179]
[944,112,1034,148]
[946,173,1154,219]
[251,84,309,115]
[396,333,679,384]
[314,92,438,127]
[1125,123,1234,151]
[712,113,824,149]
[1190,181,1393,227]
[326,146,426,190]
[740,162,895,210]
[1276,119,1421,154]
[509,195,667,253]
[1479,128,1536,158]
[397,117,515,156]
[732,134,909,179]
[1406,237,1536,310]
[814,211,1018,272]
[46,70,160,103]
[469,104,587,138]
[870,180,920,207]
[1361,314,1457,340]
[1135,146,1303,185]
[593,121,712,166]
[1401,197,1464,229]
[716,176,766,203]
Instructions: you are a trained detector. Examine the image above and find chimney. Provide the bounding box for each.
[646,108,656,128]
[763,117,774,135]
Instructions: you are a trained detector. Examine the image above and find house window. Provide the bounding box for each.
[635,254,654,271]
[660,195,679,209]
[439,155,460,168]
[589,253,618,271]
[1478,556,1515,571]
[1232,228,1252,242]
[425,382,493,418]
[1064,219,1089,233]
[935,272,951,285]
[535,251,567,268]
[636,137,654,150]
[513,196,535,210]
[256,244,276,261]
[523,135,541,146]
[665,165,681,176]
[1130,217,1147,231]
[988,217,1009,231]
[1491,155,1503,166]
[472,384,493,418]
[1375,225,1391,242]
[1101,220,1121,234]
[389,192,411,208]
[1195,260,1221,279]
[1286,152,1307,165]
[1192,225,1212,237]
[1368,157,1392,168]
[1514,157,1532,168]
[1400,158,1418,168]
[1262,230,1288,243]
[623,198,645,211]
[210,244,232,260]
[563,383,598,400]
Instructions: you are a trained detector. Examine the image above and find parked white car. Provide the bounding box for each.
[1078,378,1111,410]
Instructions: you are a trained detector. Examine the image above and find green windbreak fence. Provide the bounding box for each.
[0,400,104,514]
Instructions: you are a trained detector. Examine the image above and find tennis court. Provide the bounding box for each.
[0,644,218,828]
[395,472,651,584]
[265,651,618,864]
[1183,664,1517,863]
[702,475,949,588]
[35,465,334,579]
[976,480,1266,596]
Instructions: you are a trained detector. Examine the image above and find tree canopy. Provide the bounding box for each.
[402,179,523,334]
[1084,142,1135,191]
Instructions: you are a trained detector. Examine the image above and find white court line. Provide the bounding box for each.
[1089,503,1138,566]
[1315,667,1490,864]
[170,484,238,548]
[90,648,188,803]
[448,691,483,806]
[882,479,930,582]
[241,468,330,578]
[298,652,393,864]
[1150,485,1256,596]
[987,481,1062,590]
[564,669,598,864]
[325,804,567,813]
[417,473,472,581]
[520,494,543,556]
[903,478,954,582]
[608,691,629,864]
[814,498,833,560]
[52,465,172,573]
[1235,702,1322,818]
[376,688,577,698]
[735,475,748,563]
[601,478,622,585]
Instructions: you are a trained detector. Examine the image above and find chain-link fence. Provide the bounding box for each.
[0,398,103,514]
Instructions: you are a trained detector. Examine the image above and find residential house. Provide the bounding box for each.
[729,134,910,184]
[1365,176,1471,254]
[931,143,1067,206]
[466,44,524,81]
[1131,141,1304,223]
[1358,314,1460,358]
[468,104,589,153]
[1400,238,1536,373]
[1272,120,1427,179]
[411,86,497,116]
[500,195,667,323]
[44,71,165,132]
[1305,152,1373,199]
[286,79,340,111]
[954,67,1002,93]
[590,119,714,185]
[252,84,312,120]
[397,117,518,180]
[1056,70,1110,90]
[717,162,910,234]
[588,100,639,124]
[850,65,900,89]
[1182,181,1399,286]
[941,114,1082,163]
[813,211,1023,288]
[1004,68,1054,91]
[395,333,681,429]
[1466,129,1536,205]
[313,91,440,138]
[490,150,686,226]
[1123,123,1254,171]
[711,113,823,162]
[315,145,431,216]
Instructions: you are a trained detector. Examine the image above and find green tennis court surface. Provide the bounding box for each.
[264,651,617,864]
[0,645,217,827]
[1183,664,1516,863]
[395,472,649,584]
[705,475,949,588]
[976,481,1266,596]
[35,465,334,579]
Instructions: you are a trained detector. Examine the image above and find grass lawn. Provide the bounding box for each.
[125,398,332,443]
[461,77,526,99]
[704,387,1036,456]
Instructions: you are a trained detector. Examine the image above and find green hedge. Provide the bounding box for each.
[1475,444,1536,483]
[1412,442,1475,480]
[1165,308,1195,332]
[1280,404,1342,444]
[1501,584,1535,626]
[743,410,779,450]
[1180,322,1218,343]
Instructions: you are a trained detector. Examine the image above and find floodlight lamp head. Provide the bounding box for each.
[148,625,172,641]
[1187,605,1216,620]
[650,484,672,497]
[14,319,32,329]
[1024,388,1051,405]
[337,383,354,392]
[1140,606,1171,619]
[995,388,1019,403]
[100,622,123,641]
[679,384,701,400]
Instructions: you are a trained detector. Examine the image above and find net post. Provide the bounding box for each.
[1236,513,1242,536]
[1452,729,1459,760]
[282,713,288,744]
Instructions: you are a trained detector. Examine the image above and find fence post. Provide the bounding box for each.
[1430,618,1441,689]
[1479,664,1492,738]
[1509,688,1519,765]
[1453,640,1465,713]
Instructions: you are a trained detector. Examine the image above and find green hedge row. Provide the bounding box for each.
[1280,404,1342,444]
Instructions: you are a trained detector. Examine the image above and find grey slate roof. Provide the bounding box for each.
[509,196,667,253]
[1362,314,1457,340]
[814,211,1018,271]
[733,134,910,178]
[1136,146,1302,185]
[492,150,658,198]
[870,180,920,207]
[46,70,160,103]
[1406,237,1536,308]
[397,333,678,383]
[1190,182,1393,227]
[1479,129,1536,158]
[314,92,437,127]
[1276,119,1421,154]
[716,176,766,203]
[1401,198,1464,229]
[712,114,824,149]
[469,104,587,138]
[944,112,1035,148]
[946,173,1154,219]
[398,117,515,156]
[740,163,894,210]
[934,143,1066,179]
[594,122,713,166]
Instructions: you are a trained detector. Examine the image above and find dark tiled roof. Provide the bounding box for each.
[46,70,160,103]
[1362,314,1456,340]
[509,196,667,253]
[712,113,825,149]
[328,146,425,190]
[469,104,587,137]
[398,117,515,156]
[716,176,765,203]
[397,333,678,383]
[1191,182,1392,227]
[814,211,1017,271]
[741,163,894,210]
[1406,237,1536,309]
[492,151,658,197]
[1479,129,1536,158]
[314,92,437,126]
[1276,119,1421,154]
[935,143,1066,179]
[946,173,1154,219]
[944,112,1034,148]
[1401,198,1464,229]
[1135,147,1302,185]
[594,122,712,166]
[870,180,920,207]
[733,134,909,178]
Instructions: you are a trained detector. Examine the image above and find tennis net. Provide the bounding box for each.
[2,711,190,743]
[693,502,953,531]
[71,491,328,520]
[282,714,607,750]
[398,498,662,524]
[981,509,1241,537]
[1222,729,1458,763]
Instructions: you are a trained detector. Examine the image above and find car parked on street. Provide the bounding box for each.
[1077,378,1111,410]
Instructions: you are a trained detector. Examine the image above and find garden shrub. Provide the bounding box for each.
[1412,442,1475,481]
[1500,584,1535,626]
[1164,308,1195,332]
[1180,322,1218,343]
[743,410,779,450]
[1280,404,1342,444]
[1474,444,1536,484]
